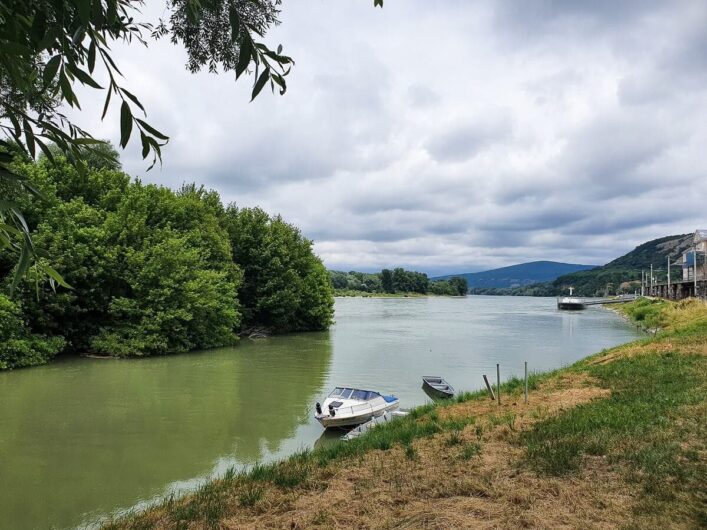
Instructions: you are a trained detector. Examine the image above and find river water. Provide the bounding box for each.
[0,296,642,529]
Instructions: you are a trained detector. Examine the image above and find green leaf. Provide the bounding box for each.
[140,131,150,158]
[251,68,270,101]
[43,55,61,87]
[67,63,102,89]
[136,119,169,141]
[34,137,55,164]
[120,101,132,148]
[271,73,286,95]
[39,263,73,289]
[88,40,96,73]
[120,88,145,114]
[23,119,35,159]
[236,34,253,79]
[101,86,112,120]
[59,70,77,107]
[10,238,32,294]
[229,7,240,42]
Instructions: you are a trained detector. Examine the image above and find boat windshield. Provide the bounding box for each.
[328,388,380,401]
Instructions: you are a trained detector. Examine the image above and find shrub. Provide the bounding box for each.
[0,294,65,370]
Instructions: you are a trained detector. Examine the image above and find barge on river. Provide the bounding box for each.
[557,287,586,310]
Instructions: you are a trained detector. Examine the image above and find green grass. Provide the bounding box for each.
[460,442,481,460]
[238,484,264,507]
[522,352,704,475]
[618,297,670,329]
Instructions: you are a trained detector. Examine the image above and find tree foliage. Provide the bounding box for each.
[223,206,333,332]
[0,293,64,369]
[330,269,467,296]
[1,153,333,368]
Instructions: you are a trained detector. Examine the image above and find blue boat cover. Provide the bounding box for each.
[383,395,397,403]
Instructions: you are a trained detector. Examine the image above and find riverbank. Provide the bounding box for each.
[334,290,429,298]
[334,290,464,298]
[105,298,706,529]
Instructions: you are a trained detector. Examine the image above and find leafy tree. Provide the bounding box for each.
[449,276,468,296]
[91,229,241,356]
[223,206,333,331]
[381,268,393,293]
[428,280,455,296]
[329,270,350,290]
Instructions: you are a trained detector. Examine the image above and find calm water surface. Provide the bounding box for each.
[0,296,643,529]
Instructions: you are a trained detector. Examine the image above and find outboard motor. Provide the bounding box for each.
[328,404,336,417]
[315,402,322,415]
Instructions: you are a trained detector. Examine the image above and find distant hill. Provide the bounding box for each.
[432,261,596,289]
[546,233,693,296]
[480,233,694,297]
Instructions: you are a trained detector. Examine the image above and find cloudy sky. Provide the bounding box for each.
[69,0,707,276]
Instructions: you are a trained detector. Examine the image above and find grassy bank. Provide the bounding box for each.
[105,299,706,529]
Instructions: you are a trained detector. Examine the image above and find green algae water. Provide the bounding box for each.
[0,296,642,529]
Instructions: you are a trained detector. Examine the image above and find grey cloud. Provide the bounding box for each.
[425,115,512,163]
[407,84,440,108]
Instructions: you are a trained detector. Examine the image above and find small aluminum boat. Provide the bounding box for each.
[422,376,455,399]
[315,387,399,429]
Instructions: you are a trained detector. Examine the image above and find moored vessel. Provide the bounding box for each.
[421,376,455,399]
[315,387,399,429]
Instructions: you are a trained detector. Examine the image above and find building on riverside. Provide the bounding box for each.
[649,230,706,300]
[681,230,706,282]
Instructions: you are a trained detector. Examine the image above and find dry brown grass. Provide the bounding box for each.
[212,385,631,529]
[136,377,619,530]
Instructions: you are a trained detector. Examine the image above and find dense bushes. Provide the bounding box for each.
[0,152,333,368]
[0,294,65,369]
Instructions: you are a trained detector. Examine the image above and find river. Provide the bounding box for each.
[0,296,642,529]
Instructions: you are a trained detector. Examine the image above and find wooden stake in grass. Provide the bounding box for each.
[524,361,528,404]
[483,374,496,401]
[496,363,501,406]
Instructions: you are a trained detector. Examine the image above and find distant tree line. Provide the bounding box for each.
[0,147,333,370]
[330,268,468,296]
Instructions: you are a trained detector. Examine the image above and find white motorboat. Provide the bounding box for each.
[315,387,399,429]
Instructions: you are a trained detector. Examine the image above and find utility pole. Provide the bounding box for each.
[667,256,671,300]
[650,263,653,296]
[641,269,645,296]
[695,246,698,298]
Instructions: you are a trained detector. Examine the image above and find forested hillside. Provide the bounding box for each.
[0,150,333,369]
[548,233,693,296]
[473,234,693,297]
